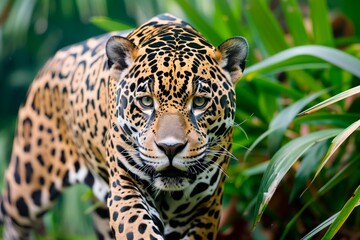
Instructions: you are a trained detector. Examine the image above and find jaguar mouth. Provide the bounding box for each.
[152,166,197,182]
[148,165,198,191]
[155,166,188,178]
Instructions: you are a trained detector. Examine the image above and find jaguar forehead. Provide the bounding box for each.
[133,55,217,106]
[136,76,154,93]
[192,77,211,94]
[124,24,221,104]
[128,20,214,50]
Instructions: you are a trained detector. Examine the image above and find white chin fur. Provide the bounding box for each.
[153,177,190,191]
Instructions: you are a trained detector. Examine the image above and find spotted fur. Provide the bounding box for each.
[0,14,248,239]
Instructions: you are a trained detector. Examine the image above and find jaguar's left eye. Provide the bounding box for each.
[138,96,154,109]
[192,96,209,109]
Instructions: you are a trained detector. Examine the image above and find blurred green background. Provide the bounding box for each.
[1,0,360,239]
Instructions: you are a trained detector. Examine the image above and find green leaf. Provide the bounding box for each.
[90,16,134,32]
[287,70,326,93]
[245,0,288,56]
[281,158,360,240]
[301,211,338,240]
[268,91,324,153]
[252,129,342,228]
[235,84,269,123]
[245,91,323,159]
[309,0,334,46]
[299,85,360,115]
[290,141,329,201]
[289,121,360,231]
[243,161,269,177]
[253,76,304,99]
[174,0,223,44]
[214,0,242,37]
[245,127,277,161]
[281,0,309,45]
[301,186,360,240]
[244,46,360,80]
[294,113,360,128]
[310,119,360,184]
[255,82,277,123]
[318,155,360,195]
[272,63,331,75]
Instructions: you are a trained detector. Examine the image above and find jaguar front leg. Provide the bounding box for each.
[91,202,114,240]
[108,169,164,240]
[176,172,228,240]
[182,198,222,240]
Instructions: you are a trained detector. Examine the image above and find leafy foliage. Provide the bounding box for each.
[1,0,360,239]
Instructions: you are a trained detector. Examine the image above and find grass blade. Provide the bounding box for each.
[253,76,304,99]
[244,46,360,80]
[245,92,323,160]
[322,186,360,238]
[309,0,334,46]
[252,129,342,228]
[301,186,360,240]
[235,85,269,123]
[290,141,328,201]
[294,113,360,128]
[281,0,309,45]
[90,16,134,32]
[310,119,360,184]
[281,158,360,240]
[268,92,324,153]
[245,0,288,56]
[214,0,242,37]
[318,156,360,195]
[287,69,327,93]
[245,127,278,161]
[299,85,360,115]
[301,211,338,240]
[174,0,223,44]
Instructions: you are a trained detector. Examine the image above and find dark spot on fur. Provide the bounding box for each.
[31,190,42,206]
[16,197,29,217]
[25,162,33,183]
[138,223,147,234]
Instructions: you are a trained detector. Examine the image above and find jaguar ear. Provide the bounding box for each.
[106,36,137,70]
[217,37,248,85]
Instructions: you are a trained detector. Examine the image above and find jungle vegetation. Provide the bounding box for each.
[0,0,359,239]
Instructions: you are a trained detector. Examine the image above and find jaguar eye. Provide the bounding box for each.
[138,96,154,108]
[193,96,209,109]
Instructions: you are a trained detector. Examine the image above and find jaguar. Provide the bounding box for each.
[0,13,248,239]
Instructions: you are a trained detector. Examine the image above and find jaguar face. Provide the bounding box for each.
[106,25,248,191]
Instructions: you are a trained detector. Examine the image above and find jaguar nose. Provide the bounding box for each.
[156,142,187,164]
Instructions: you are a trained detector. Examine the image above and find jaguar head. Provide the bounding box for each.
[106,24,248,191]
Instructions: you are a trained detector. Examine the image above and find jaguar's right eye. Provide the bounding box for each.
[192,96,209,109]
[137,96,154,109]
